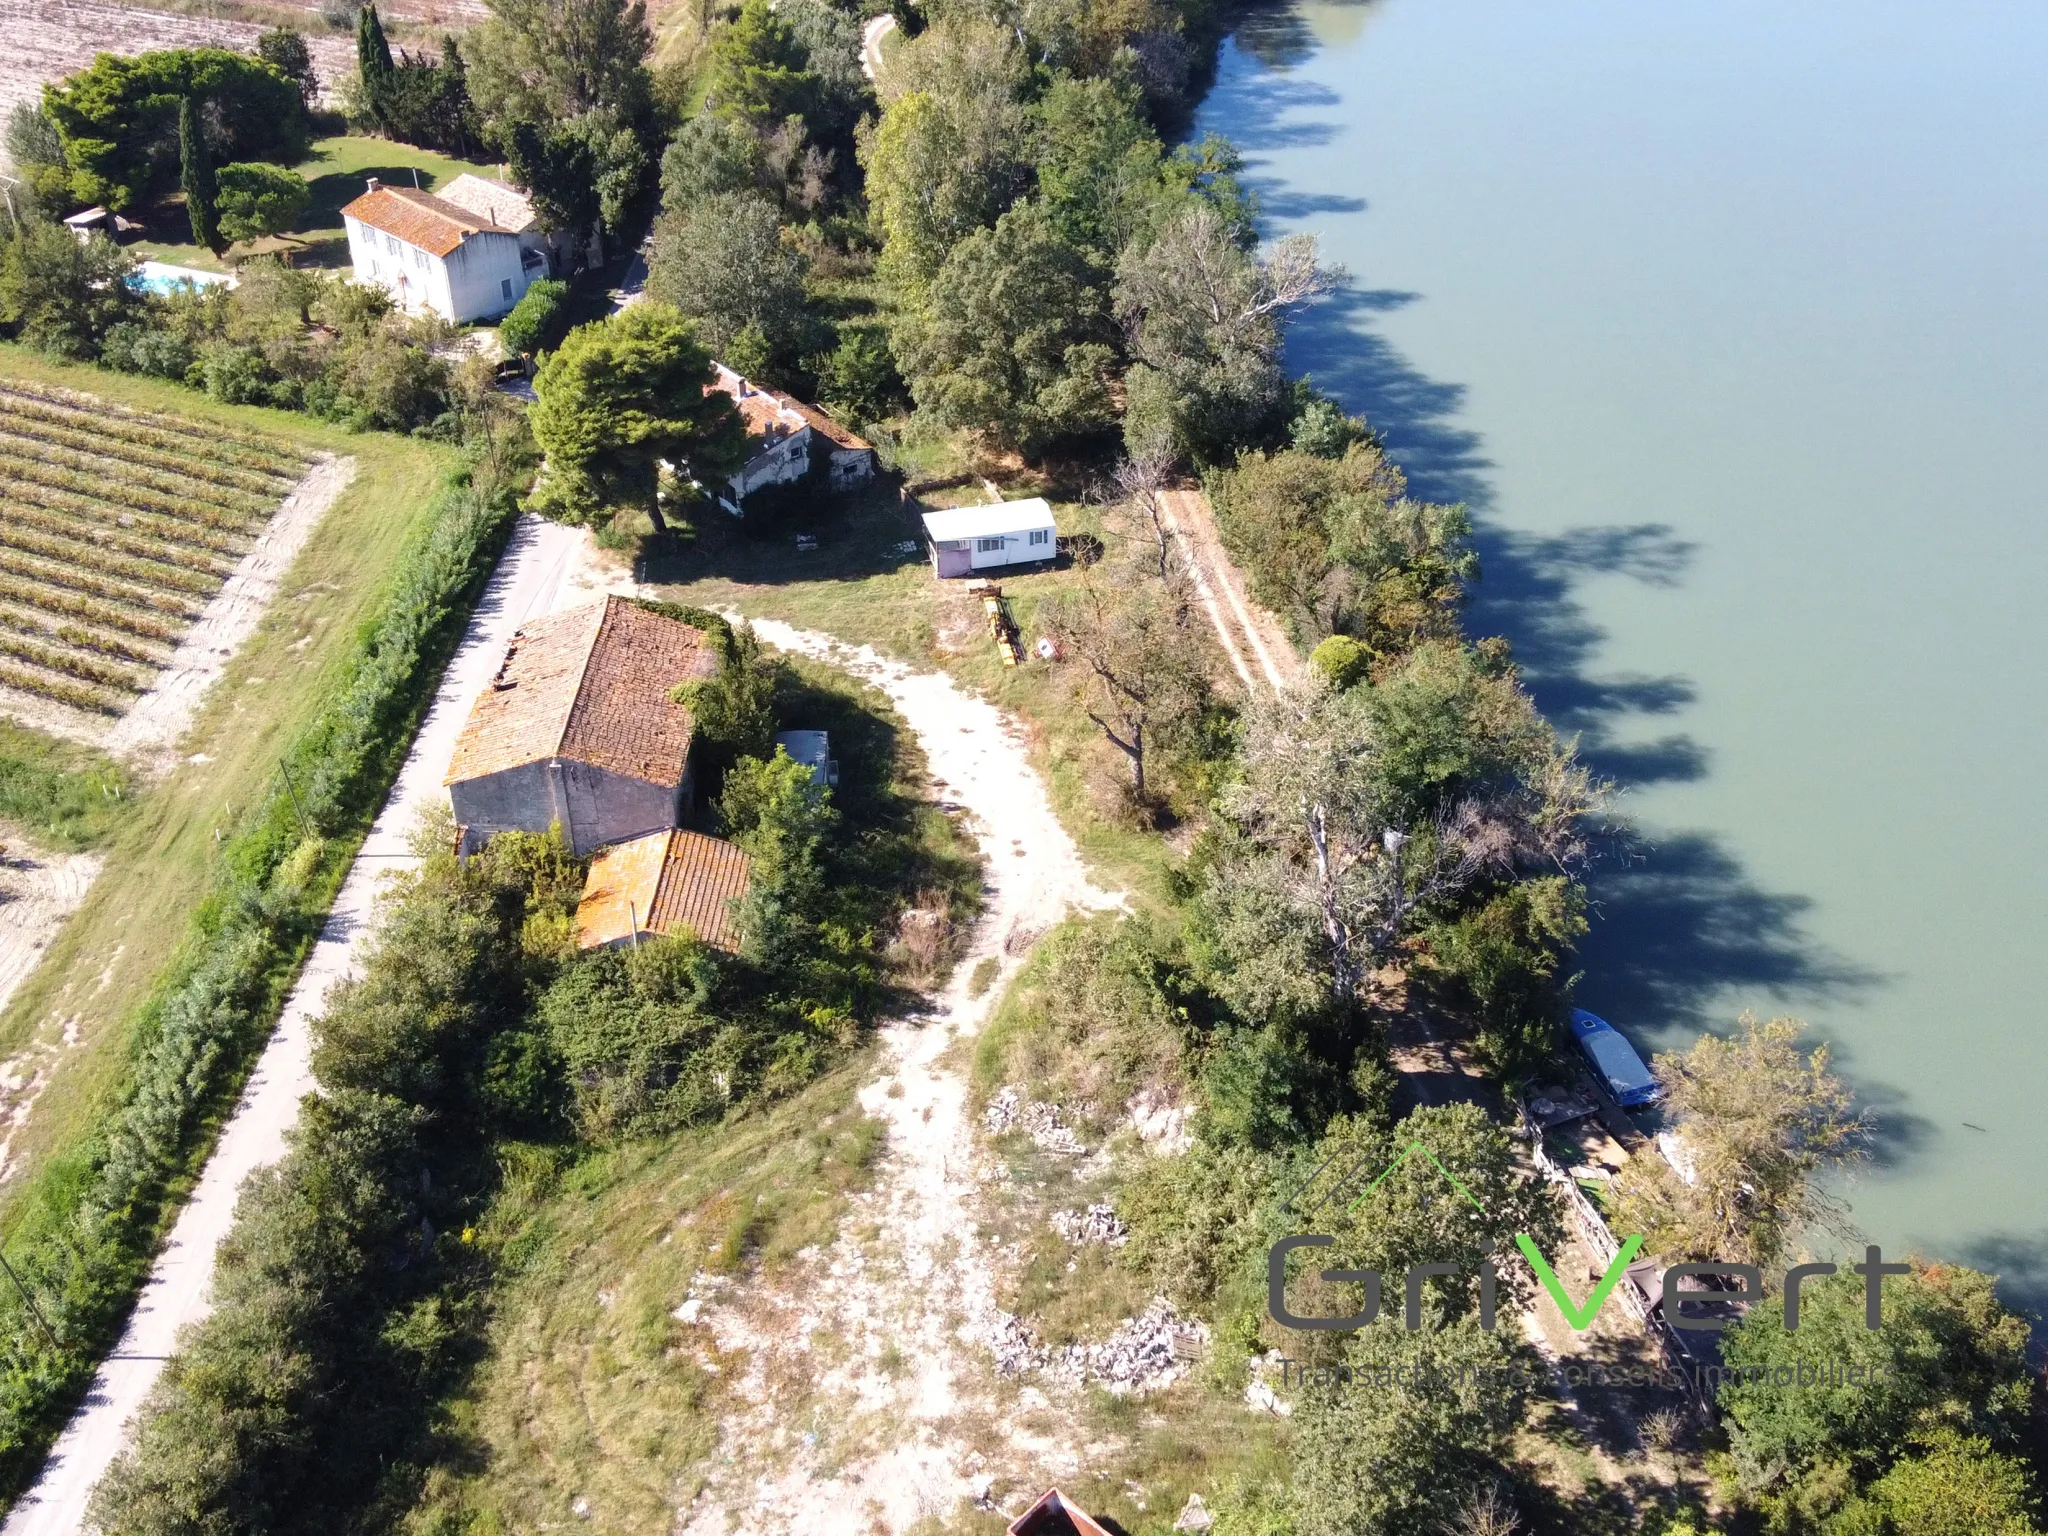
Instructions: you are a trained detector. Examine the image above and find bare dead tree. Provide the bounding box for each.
[1040,578,1205,803]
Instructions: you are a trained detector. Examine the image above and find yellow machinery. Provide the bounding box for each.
[970,580,1022,666]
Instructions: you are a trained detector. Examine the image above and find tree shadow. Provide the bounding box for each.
[1578,831,1882,1046]
[1282,270,1885,1063]
[1955,1231,2048,1344]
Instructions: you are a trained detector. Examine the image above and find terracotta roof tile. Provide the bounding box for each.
[705,363,870,454]
[577,829,751,952]
[445,597,719,789]
[342,184,515,259]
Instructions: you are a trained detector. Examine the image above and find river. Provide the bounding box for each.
[1196,0,2048,1305]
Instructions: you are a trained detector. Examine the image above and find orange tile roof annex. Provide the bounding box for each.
[445,597,719,789]
[577,829,751,952]
[341,184,509,258]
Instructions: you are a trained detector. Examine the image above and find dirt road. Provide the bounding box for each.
[0,515,613,1536]
[677,617,1124,1533]
[1158,489,1299,694]
[859,12,897,82]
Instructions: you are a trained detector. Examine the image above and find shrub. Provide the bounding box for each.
[497,277,567,358]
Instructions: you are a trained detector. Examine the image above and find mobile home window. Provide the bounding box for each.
[501,278,514,300]
[1028,528,1050,546]
[976,537,1005,553]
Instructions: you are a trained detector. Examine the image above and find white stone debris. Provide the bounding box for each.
[1048,1300,1206,1395]
[1051,1204,1129,1247]
[1126,1086,1194,1155]
[982,1085,1089,1155]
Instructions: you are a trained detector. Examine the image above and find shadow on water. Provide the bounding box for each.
[1281,269,1885,1060]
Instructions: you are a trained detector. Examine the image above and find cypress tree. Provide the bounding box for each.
[178,96,219,253]
[357,3,395,126]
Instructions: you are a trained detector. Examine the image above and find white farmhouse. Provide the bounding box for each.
[434,174,586,278]
[705,362,876,514]
[921,499,1058,577]
[340,177,545,322]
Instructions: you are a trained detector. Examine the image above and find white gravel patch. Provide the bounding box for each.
[675,617,1124,1535]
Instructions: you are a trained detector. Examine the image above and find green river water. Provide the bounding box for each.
[1196,0,2048,1305]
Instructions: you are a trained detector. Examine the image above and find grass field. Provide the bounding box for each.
[639,477,1236,917]
[129,134,504,273]
[0,379,313,719]
[0,345,463,1226]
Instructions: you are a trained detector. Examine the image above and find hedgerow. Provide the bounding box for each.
[0,476,515,1501]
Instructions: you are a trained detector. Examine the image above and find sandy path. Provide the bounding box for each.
[1159,489,1298,692]
[676,618,1122,1534]
[0,515,611,1536]
[104,456,357,772]
[0,844,104,1181]
[860,12,897,83]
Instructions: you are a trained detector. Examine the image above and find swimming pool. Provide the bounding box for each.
[127,261,233,296]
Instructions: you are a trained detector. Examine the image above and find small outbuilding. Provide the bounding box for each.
[773,730,838,788]
[921,499,1058,577]
[575,828,752,953]
[445,596,720,856]
[1007,1489,1112,1536]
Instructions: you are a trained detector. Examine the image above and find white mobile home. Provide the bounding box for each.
[340,179,544,323]
[921,499,1058,577]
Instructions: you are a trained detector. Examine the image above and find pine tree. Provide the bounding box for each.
[178,96,220,253]
[356,3,396,126]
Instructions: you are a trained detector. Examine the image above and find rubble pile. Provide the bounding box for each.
[1051,1203,1129,1246]
[1047,1300,1207,1394]
[980,1086,1089,1155]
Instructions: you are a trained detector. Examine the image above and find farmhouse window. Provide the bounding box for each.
[1028,529,1050,546]
[386,234,398,255]
[976,537,1005,553]
[415,249,427,270]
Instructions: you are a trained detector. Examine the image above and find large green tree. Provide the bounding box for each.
[1206,441,1474,649]
[857,16,1031,289]
[214,163,310,243]
[704,0,814,126]
[645,189,810,369]
[1719,1260,2035,1529]
[0,224,135,356]
[254,27,318,103]
[43,49,310,210]
[466,0,653,129]
[527,302,747,528]
[177,95,219,252]
[1116,201,1338,462]
[1611,1013,1865,1270]
[892,199,1117,454]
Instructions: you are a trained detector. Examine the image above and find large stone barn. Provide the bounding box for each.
[445,597,720,856]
